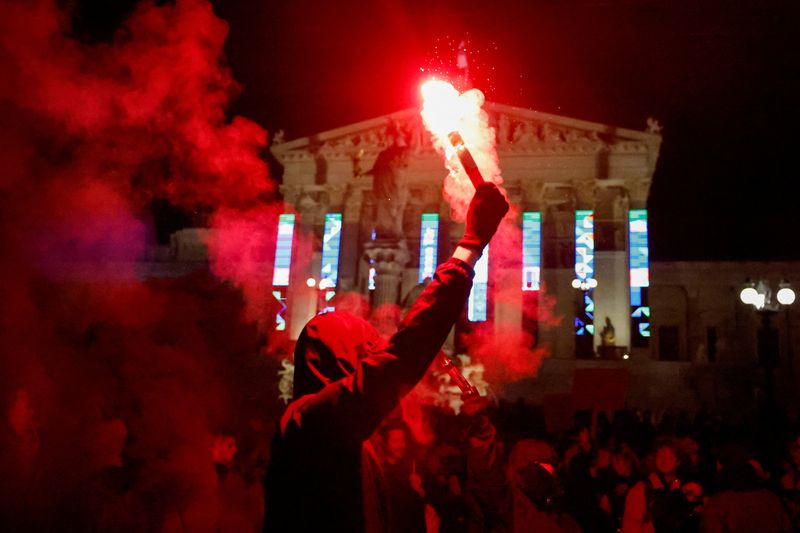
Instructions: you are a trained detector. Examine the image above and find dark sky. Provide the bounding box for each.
[79,0,800,262]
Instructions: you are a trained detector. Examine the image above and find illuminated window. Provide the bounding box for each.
[271,214,295,331]
[522,212,541,291]
[575,210,595,336]
[629,209,650,341]
[419,213,439,283]
[319,213,342,312]
[468,246,489,322]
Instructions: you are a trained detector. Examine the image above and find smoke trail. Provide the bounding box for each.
[421,80,559,387]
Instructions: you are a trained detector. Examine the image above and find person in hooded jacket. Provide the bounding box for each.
[263,182,509,532]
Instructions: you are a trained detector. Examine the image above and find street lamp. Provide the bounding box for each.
[306,277,337,314]
[739,279,795,407]
[571,278,598,291]
[777,281,796,306]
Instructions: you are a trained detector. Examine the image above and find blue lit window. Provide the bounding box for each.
[522,212,541,291]
[418,213,439,283]
[468,246,489,322]
[575,210,595,336]
[629,209,651,339]
[272,214,295,287]
[271,214,296,331]
[319,213,343,312]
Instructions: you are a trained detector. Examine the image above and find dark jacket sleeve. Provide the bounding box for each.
[282,257,474,443]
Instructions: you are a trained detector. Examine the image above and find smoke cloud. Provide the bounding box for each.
[420,82,560,388]
[0,0,286,529]
[0,0,564,528]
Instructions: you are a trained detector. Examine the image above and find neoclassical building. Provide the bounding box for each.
[270,103,660,352]
[144,104,799,413]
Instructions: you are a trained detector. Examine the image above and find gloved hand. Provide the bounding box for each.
[460,390,493,440]
[457,182,509,251]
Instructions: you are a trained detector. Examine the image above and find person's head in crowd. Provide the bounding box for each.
[577,427,592,452]
[380,421,410,465]
[292,311,386,399]
[653,438,681,479]
[516,462,560,511]
[676,436,701,468]
[595,447,612,471]
[787,431,800,469]
[507,441,561,511]
[426,443,464,483]
[611,446,639,478]
[716,442,763,492]
[682,479,704,505]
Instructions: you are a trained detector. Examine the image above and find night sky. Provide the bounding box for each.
[77,0,800,262]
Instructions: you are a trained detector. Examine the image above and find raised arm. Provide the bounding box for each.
[283,183,509,443]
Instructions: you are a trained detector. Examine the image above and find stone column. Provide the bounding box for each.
[539,184,577,359]
[363,239,410,307]
[339,186,364,290]
[593,184,630,352]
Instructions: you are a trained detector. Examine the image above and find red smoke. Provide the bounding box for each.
[0,0,285,529]
[0,0,565,528]
[464,218,560,386]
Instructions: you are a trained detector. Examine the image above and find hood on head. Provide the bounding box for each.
[292,311,384,399]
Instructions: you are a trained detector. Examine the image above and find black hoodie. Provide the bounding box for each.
[263,257,474,532]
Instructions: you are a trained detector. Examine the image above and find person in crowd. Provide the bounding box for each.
[464,396,581,533]
[563,422,606,532]
[780,431,800,529]
[425,442,470,533]
[367,420,427,533]
[262,183,509,532]
[622,438,695,532]
[598,446,640,532]
[702,444,791,532]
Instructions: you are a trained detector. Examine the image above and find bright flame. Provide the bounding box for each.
[419,78,501,221]
[420,80,466,141]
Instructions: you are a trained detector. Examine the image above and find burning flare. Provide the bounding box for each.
[420,79,502,219]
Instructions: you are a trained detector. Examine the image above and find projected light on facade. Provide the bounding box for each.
[522,212,541,291]
[629,209,651,341]
[468,246,489,322]
[319,213,342,313]
[272,214,295,331]
[575,210,595,336]
[419,213,439,283]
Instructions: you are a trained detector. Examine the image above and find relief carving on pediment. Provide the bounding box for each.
[320,116,431,156]
[491,111,603,147]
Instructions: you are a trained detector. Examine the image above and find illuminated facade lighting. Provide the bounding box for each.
[318,213,343,313]
[522,212,541,291]
[418,213,439,283]
[271,214,296,331]
[468,246,489,322]
[629,209,651,341]
[575,210,595,336]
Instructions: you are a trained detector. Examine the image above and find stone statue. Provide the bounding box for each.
[498,114,511,144]
[369,140,409,240]
[601,316,616,346]
[646,117,663,134]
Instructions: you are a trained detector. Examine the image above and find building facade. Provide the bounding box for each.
[142,104,799,413]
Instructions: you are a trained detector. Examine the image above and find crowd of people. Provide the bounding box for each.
[359,400,800,532]
[260,184,800,532]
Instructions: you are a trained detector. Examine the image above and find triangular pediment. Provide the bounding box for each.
[271,102,661,160]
